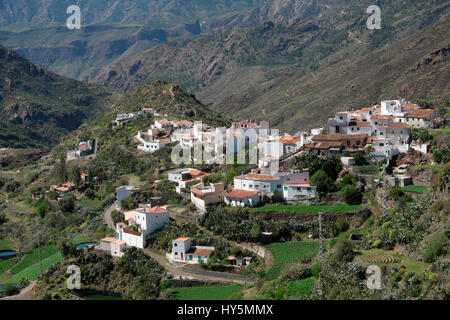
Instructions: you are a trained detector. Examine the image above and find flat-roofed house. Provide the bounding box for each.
[168,168,211,194]
[190,182,224,212]
[306,134,366,155]
[232,171,316,201]
[97,237,128,257]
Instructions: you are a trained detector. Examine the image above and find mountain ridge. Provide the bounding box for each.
[0,45,121,149]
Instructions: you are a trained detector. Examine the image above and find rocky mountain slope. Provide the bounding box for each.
[0,45,120,149]
[94,0,450,130]
[0,0,265,81]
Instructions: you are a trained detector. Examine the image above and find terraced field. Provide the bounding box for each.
[356,253,400,265]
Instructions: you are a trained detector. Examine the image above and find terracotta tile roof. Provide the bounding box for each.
[370,116,395,120]
[402,104,420,109]
[187,248,214,256]
[189,169,204,176]
[349,121,371,127]
[123,228,141,236]
[312,134,366,141]
[279,135,300,144]
[174,237,191,241]
[244,173,275,180]
[176,120,193,125]
[225,190,260,199]
[144,206,169,214]
[190,187,205,197]
[310,141,343,149]
[101,237,126,245]
[405,109,435,119]
[388,122,411,128]
[284,183,314,187]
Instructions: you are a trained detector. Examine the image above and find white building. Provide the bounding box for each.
[117,206,170,249]
[232,171,316,201]
[168,168,210,194]
[224,190,261,207]
[96,237,128,257]
[170,237,215,264]
[397,109,438,128]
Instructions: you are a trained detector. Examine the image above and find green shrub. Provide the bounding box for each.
[339,185,362,205]
[279,264,312,282]
[161,280,172,290]
[311,263,322,278]
[332,239,354,263]
[335,217,349,233]
[373,240,382,248]
[310,170,335,195]
[424,233,447,262]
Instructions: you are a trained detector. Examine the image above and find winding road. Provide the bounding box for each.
[0,281,36,300]
[103,200,118,229]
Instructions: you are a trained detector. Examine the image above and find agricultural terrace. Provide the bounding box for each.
[173,284,243,300]
[264,241,321,280]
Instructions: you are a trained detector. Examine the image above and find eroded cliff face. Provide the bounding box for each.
[0,45,118,149]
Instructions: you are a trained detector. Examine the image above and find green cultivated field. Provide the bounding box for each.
[173,285,242,300]
[264,242,321,280]
[72,234,91,245]
[7,252,63,283]
[250,204,363,213]
[10,245,58,275]
[0,260,14,276]
[286,277,316,297]
[0,239,15,250]
[402,185,428,194]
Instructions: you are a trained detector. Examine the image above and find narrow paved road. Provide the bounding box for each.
[0,281,36,300]
[103,200,118,229]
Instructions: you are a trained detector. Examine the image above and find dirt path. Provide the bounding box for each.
[0,280,36,300]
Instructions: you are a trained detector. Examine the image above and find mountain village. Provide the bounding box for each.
[88,98,442,263]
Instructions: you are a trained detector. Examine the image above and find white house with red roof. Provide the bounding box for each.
[117,205,170,249]
[168,168,211,194]
[170,237,215,264]
[232,170,316,201]
[224,190,261,207]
